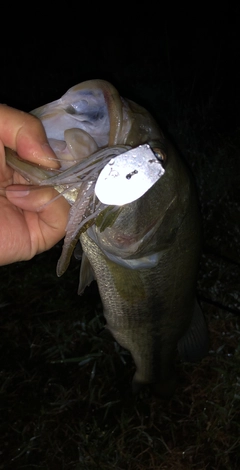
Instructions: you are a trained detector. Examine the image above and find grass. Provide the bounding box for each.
[1,63,240,468]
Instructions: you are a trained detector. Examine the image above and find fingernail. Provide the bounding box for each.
[7,189,30,197]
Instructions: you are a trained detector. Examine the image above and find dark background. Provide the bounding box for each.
[1,6,240,469]
[1,7,239,124]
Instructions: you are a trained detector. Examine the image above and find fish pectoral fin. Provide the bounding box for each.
[177,301,209,362]
[78,252,95,295]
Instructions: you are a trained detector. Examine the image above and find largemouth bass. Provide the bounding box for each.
[6,79,209,396]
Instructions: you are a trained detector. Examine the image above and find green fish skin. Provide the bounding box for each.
[5,80,209,397]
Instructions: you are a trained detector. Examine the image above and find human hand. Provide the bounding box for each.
[0,104,70,265]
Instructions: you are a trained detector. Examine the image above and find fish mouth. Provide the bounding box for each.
[6,79,165,276]
[32,79,128,149]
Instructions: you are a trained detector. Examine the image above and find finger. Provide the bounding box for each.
[0,104,59,168]
[0,139,13,180]
[6,185,70,252]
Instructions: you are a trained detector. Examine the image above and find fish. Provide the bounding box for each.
[6,79,209,396]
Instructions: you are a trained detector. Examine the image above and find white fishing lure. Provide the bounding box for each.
[95,144,165,205]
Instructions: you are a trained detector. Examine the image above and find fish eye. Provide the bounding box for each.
[148,141,166,165]
[153,148,166,164]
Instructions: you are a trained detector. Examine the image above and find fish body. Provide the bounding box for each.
[6,80,208,396]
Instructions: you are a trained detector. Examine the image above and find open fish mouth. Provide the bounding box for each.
[6,79,166,277]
